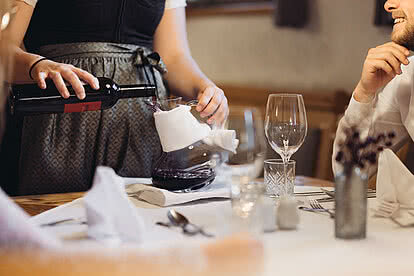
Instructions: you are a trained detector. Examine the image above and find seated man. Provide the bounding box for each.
[333,0,414,176]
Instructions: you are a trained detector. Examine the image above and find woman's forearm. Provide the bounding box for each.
[163,53,215,100]
[10,46,43,83]
[3,1,38,83]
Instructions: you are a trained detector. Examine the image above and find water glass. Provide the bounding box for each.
[231,178,265,219]
[264,159,296,197]
[230,178,266,235]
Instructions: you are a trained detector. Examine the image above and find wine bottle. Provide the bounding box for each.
[9,77,156,115]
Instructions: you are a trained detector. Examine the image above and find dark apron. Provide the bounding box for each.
[17,42,167,195]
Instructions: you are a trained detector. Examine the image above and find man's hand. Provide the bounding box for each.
[196,85,229,126]
[355,42,410,103]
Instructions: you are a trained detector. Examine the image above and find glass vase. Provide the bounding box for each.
[334,165,368,239]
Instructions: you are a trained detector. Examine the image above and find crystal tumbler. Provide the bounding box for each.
[264,159,295,197]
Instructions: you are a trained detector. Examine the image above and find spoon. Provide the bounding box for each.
[167,209,214,238]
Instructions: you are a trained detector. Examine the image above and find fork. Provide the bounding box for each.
[309,199,335,219]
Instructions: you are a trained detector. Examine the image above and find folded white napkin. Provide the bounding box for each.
[154,105,238,153]
[154,105,211,152]
[203,129,239,154]
[125,178,230,207]
[374,149,414,225]
[0,188,60,249]
[83,166,145,244]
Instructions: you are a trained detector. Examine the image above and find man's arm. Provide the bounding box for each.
[332,42,411,177]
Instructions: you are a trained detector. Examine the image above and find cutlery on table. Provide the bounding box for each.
[167,209,214,238]
[308,199,335,219]
[155,221,172,228]
[39,217,86,227]
[298,206,330,214]
[320,188,376,199]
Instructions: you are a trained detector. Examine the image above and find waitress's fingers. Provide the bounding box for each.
[35,71,48,90]
[207,97,228,125]
[71,66,100,90]
[49,71,70,99]
[197,86,225,118]
[59,67,86,99]
[196,87,214,114]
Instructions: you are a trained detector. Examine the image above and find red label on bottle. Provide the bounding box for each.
[64,101,102,113]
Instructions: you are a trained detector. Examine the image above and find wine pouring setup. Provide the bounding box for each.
[9,48,162,116]
[9,77,157,116]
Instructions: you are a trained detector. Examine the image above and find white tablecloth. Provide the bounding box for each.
[31,187,414,275]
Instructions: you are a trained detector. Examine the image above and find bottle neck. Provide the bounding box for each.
[118,85,157,98]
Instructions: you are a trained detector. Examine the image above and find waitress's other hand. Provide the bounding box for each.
[196,85,229,126]
[31,59,100,99]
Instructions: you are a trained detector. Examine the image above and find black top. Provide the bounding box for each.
[24,0,166,52]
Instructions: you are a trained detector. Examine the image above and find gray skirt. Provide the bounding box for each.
[18,42,167,195]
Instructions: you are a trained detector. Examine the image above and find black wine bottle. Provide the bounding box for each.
[9,77,156,115]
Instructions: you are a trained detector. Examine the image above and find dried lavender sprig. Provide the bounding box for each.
[335,127,395,169]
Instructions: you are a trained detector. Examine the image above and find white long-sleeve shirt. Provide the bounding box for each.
[332,56,414,177]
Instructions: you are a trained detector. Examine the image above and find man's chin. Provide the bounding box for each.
[393,40,414,51]
[391,28,414,51]
[391,35,414,51]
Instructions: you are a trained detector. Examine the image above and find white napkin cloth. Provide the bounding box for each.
[154,105,238,153]
[83,166,145,244]
[203,129,239,154]
[121,176,152,186]
[374,149,414,225]
[125,177,229,207]
[154,105,211,152]
[0,188,60,249]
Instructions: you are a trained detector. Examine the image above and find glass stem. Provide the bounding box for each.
[282,155,289,197]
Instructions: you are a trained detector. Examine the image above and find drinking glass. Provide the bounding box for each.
[221,107,267,222]
[264,94,307,196]
[264,159,296,197]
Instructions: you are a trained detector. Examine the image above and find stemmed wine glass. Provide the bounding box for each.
[264,94,307,195]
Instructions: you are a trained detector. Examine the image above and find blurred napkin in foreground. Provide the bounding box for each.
[154,105,238,153]
[374,149,414,225]
[126,179,229,207]
[0,188,60,249]
[84,166,145,244]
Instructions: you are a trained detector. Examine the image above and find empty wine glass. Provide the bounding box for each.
[264,94,307,196]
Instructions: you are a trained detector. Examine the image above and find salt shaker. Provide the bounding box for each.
[261,196,277,232]
[276,196,299,230]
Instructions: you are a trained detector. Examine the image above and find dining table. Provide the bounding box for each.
[11,176,333,216]
[5,175,414,276]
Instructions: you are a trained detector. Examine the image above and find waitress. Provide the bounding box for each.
[2,0,229,195]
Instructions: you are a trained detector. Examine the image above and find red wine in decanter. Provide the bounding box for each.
[10,77,156,115]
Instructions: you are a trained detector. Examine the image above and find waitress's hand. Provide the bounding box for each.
[30,58,100,99]
[196,85,229,126]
